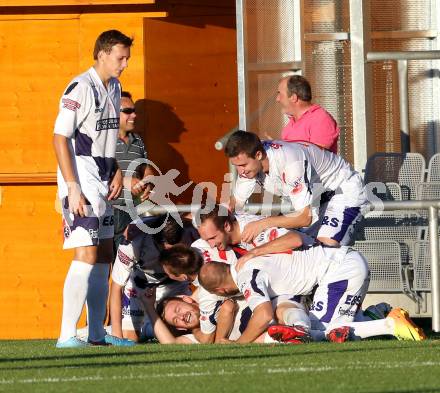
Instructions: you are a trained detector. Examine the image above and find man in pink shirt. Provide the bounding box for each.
[277,75,339,154]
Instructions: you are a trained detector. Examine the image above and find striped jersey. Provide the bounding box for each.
[54,67,121,201]
[113,133,147,206]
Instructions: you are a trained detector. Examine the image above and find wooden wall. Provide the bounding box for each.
[0,0,237,339]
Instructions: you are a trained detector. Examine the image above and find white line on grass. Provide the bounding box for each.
[1,361,439,385]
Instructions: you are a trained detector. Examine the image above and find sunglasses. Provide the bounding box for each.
[120,107,136,115]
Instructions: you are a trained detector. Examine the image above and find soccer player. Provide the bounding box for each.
[224,131,368,246]
[110,216,197,342]
[142,290,276,344]
[193,204,312,269]
[53,30,133,348]
[198,248,426,343]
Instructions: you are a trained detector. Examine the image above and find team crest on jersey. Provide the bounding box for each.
[118,249,133,266]
[62,98,81,111]
[244,289,251,300]
[290,177,304,194]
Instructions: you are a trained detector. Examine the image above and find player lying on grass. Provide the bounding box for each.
[198,247,426,343]
[141,288,280,344]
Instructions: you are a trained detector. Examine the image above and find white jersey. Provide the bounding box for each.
[112,232,168,288]
[191,215,306,334]
[232,246,350,312]
[182,299,252,343]
[234,141,367,212]
[54,66,121,203]
[191,238,238,334]
[236,213,291,251]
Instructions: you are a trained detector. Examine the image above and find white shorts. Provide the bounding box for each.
[121,276,191,334]
[316,193,364,246]
[61,196,114,249]
[309,249,370,330]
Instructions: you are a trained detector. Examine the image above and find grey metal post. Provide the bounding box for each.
[349,0,374,172]
[429,206,440,332]
[236,0,249,130]
[398,60,410,153]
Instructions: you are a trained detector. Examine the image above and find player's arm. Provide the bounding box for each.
[53,134,87,217]
[111,243,136,338]
[236,301,273,343]
[139,164,155,202]
[108,162,123,201]
[141,293,181,344]
[138,288,186,344]
[233,176,257,211]
[241,208,312,243]
[109,281,124,338]
[214,299,237,343]
[236,230,303,271]
[196,292,221,344]
[193,330,216,344]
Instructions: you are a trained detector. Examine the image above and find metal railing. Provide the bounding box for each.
[366,50,440,153]
[137,199,440,332]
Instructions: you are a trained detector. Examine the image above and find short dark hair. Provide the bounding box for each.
[286,75,312,101]
[121,91,132,99]
[161,218,185,245]
[224,130,265,159]
[159,244,203,276]
[93,30,133,60]
[198,204,235,229]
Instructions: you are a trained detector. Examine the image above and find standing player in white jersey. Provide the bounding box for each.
[224,130,368,246]
[198,249,426,343]
[53,30,133,348]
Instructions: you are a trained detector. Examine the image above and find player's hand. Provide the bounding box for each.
[218,338,234,344]
[67,182,87,217]
[241,220,267,243]
[139,182,153,202]
[108,168,123,200]
[235,252,256,272]
[142,287,157,309]
[130,178,145,196]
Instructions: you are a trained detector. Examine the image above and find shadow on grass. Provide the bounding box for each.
[363,389,440,393]
[0,341,432,372]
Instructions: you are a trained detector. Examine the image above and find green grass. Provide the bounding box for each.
[0,339,440,393]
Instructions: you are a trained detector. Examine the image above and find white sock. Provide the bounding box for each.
[327,319,394,340]
[59,260,93,342]
[263,332,278,343]
[283,308,311,329]
[86,263,110,342]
